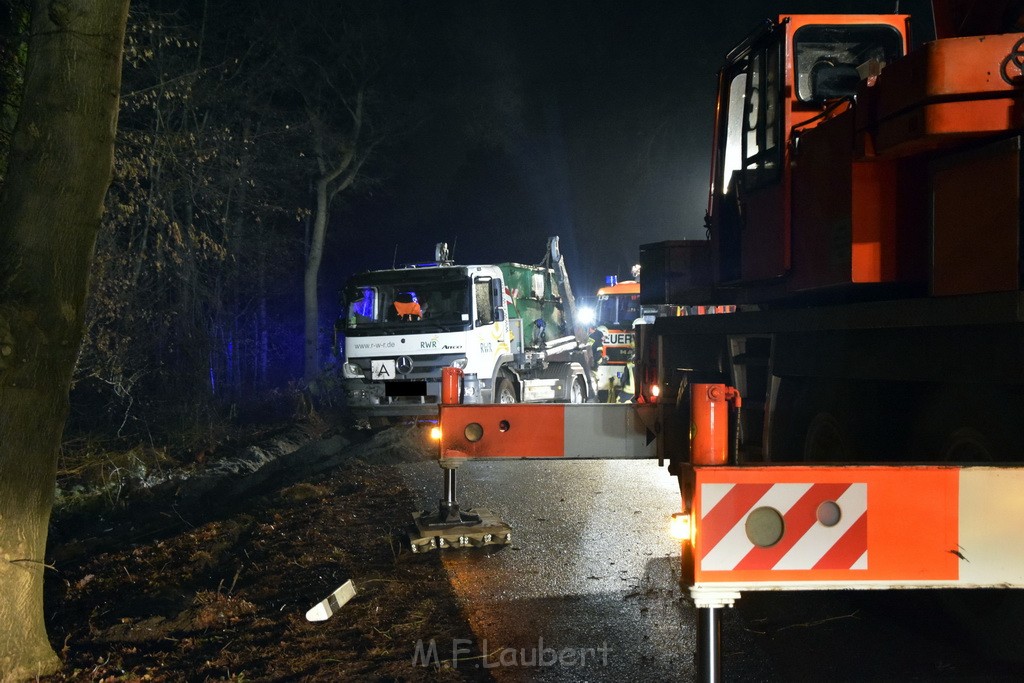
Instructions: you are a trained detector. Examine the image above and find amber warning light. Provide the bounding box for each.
[670,512,692,542]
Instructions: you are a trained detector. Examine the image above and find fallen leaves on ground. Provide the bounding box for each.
[45,457,486,681]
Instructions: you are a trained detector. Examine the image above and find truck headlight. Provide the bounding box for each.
[450,358,468,369]
[577,306,596,326]
[343,362,364,379]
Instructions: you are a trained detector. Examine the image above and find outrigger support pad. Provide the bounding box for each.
[408,461,512,552]
[409,507,512,552]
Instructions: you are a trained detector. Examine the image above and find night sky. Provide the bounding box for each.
[329,1,935,294]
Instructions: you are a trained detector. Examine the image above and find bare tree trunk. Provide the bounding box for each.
[0,1,128,678]
[302,90,370,386]
[258,223,269,386]
[229,123,250,397]
[303,178,330,384]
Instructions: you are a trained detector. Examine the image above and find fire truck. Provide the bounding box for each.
[415,3,1024,680]
[586,276,640,401]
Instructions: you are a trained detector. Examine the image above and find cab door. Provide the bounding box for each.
[711,23,786,283]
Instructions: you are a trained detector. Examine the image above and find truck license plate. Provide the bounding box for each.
[385,381,426,397]
[371,359,396,380]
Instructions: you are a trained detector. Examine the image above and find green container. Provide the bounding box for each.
[497,263,567,347]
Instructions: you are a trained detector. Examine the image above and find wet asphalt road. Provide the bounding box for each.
[402,459,691,682]
[399,456,1024,682]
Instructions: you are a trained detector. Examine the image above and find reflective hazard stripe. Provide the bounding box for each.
[685,466,1024,605]
[701,482,867,571]
[692,466,960,587]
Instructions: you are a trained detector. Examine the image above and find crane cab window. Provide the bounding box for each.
[794,25,903,103]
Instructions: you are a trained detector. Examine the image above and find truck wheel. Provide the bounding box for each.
[803,411,854,462]
[770,377,858,462]
[495,376,518,404]
[569,375,586,404]
[910,386,1024,462]
[766,377,805,462]
[941,426,995,462]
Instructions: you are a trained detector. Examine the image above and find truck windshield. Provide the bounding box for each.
[597,293,641,326]
[346,278,472,333]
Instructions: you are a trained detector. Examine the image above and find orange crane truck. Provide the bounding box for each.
[415,3,1024,680]
[639,4,1024,466]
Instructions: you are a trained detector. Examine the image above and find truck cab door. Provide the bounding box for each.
[712,24,786,283]
[473,276,506,326]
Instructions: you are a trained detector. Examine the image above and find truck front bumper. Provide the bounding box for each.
[345,374,484,416]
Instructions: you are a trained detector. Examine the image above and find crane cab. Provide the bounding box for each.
[708,15,910,292]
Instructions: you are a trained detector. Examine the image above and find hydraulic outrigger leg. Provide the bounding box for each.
[697,606,721,683]
[408,369,512,553]
[687,383,742,683]
[409,462,512,552]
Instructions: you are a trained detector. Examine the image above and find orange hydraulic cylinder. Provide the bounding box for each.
[690,383,741,465]
[441,367,463,405]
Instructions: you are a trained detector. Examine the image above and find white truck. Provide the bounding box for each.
[341,238,594,419]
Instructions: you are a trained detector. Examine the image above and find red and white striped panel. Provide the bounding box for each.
[690,465,963,588]
[689,465,1024,593]
[701,482,867,571]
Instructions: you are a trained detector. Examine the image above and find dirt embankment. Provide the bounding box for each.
[44,422,489,682]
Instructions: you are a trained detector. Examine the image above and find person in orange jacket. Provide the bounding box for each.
[393,292,422,320]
